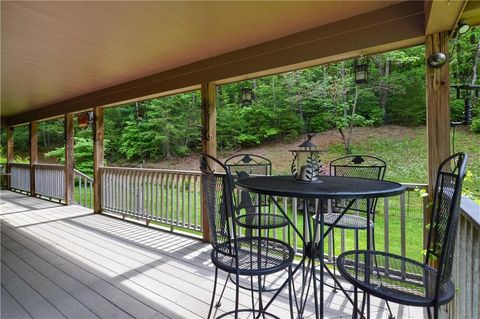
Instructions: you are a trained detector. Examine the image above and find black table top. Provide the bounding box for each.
[236,175,405,199]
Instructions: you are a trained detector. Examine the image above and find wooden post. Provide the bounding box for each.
[64,114,75,204]
[29,121,38,196]
[93,107,104,214]
[201,83,216,242]
[6,126,13,188]
[425,32,450,246]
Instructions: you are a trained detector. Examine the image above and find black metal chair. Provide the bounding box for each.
[337,152,468,319]
[200,154,295,319]
[316,155,387,293]
[225,154,288,233]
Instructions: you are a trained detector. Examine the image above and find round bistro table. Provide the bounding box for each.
[236,175,405,319]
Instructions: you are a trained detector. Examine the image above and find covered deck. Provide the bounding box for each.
[0,190,424,319]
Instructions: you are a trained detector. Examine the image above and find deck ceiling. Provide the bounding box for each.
[0,1,470,125]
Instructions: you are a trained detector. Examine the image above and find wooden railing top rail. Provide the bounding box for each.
[460,196,480,229]
[74,169,93,181]
[402,182,428,190]
[34,163,64,169]
[9,163,29,167]
[101,166,202,176]
[103,167,430,188]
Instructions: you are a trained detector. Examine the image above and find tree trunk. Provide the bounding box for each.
[470,36,480,101]
[345,85,360,154]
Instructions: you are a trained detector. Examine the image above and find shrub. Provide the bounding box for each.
[471,117,480,133]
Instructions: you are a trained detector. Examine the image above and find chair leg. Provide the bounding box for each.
[257,275,266,319]
[250,276,257,318]
[235,272,240,319]
[288,266,294,319]
[208,267,219,319]
[426,307,433,319]
[433,306,439,319]
[332,227,337,293]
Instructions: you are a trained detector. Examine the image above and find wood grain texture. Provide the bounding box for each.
[64,114,74,205]
[93,107,104,214]
[200,83,216,242]
[425,32,451,247]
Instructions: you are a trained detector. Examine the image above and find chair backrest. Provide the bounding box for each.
[199,154,236,256]
[330,155,386,180]
[425,152,467,297]
[329,155,387,214]
[225,154,271,212]
[225,154,272,177]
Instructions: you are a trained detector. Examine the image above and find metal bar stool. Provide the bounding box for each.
[337,152,468,319]
[200,154,295,319]
[225,154,290,293]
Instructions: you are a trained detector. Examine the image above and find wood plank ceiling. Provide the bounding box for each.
[0,0,471,125]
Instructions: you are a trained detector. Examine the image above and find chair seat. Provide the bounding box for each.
[336,250,455,307]
[313,213,373,229]
[236,213,288,229]
[211,237,294,276]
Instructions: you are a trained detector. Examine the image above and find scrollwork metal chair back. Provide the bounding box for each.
[425,152,467,297]
[330,155,387,215]
[200,154,236,257]
[225,154,272,177]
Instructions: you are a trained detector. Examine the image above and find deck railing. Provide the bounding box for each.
[447,196,480,319]
[9,163,30,194]
[74,169,93,208]
[101,167,201,232]
[34,163,65,201]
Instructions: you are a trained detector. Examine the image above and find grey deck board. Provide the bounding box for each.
[1,262,65,319]
[1,244,99,319]
[1,286,33,319]
[0,191,424,318]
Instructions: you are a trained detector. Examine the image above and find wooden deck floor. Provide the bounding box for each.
[0,191,424,319]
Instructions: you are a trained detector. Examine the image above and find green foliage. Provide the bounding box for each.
[471,117,480,133]
[117,93,201,161]
[45,137,100,176]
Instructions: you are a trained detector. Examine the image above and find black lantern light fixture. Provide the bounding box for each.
[241,87,255,105]
[290,133,323,182]
[77,111,94,129]
[135,102,146,122]
[354,59,368,84]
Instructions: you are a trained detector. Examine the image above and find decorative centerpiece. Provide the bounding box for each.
[290,133,323,182]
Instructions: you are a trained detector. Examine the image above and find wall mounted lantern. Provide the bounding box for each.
[427,52,448,68]
[458,20,471,35]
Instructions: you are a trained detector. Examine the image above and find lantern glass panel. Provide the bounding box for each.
[291,150,322,182]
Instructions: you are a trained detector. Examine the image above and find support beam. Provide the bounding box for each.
[425,32,450,244]
[29,121,38,196]
[200,82,216,242]
[64,114,75,204]
[6,127,14,188]
[93,107,104,214]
